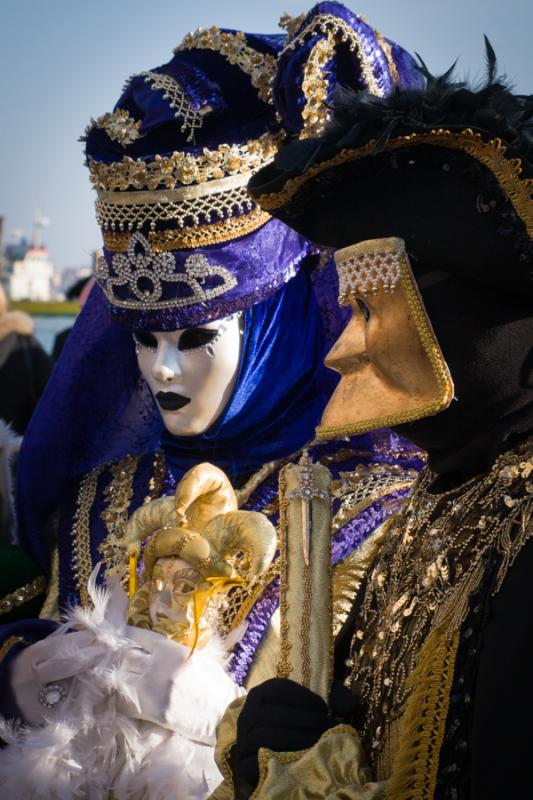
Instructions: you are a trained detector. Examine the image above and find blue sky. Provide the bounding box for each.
[1,0,531,270]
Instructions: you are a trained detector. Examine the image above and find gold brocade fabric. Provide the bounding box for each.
[350,437,533,776]
[252,726,383,800]
[209,721,384,800]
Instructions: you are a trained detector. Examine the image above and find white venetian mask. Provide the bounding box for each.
[134,314,242,436]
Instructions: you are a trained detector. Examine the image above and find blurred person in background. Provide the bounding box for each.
[0,285,53,436]
[51,275,95,362]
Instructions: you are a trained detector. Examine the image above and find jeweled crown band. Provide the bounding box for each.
[95,232,238,311]
[335,237,404,302]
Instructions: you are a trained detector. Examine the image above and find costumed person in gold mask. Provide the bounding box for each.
[0,5,425,795]
[0,464,276,799]
[224,40,533,799]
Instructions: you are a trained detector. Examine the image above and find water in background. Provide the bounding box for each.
[33,315,77,355]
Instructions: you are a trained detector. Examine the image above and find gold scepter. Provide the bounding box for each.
[277,451,332,702]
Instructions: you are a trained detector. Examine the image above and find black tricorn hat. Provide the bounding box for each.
[249,40,533,298]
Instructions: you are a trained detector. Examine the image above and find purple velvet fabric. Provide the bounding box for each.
[102,218,312,330]
[228,433,425,685]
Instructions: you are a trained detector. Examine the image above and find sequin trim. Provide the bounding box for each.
[0,576,47,616]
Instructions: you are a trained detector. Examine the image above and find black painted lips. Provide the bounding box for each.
[156,391,191,411]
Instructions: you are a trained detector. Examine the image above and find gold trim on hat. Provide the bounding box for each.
[102,206,271,252]
[255,128,533,240]
[87,132,281,193]
[95,182,256,233]
[175,27,276,104]
[280,12,386,99]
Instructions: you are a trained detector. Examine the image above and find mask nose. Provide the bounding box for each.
[152,341,181,384]
[325,311,369,374]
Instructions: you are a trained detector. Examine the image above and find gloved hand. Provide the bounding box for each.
[236,678,344,789]
[9,629,98,725]
[10,622,243,740]
[111,625,244,743]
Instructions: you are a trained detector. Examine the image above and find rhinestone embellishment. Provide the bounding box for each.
[38,682,67,709]
[96,232,237,310]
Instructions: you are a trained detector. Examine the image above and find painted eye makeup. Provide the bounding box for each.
[178,327,219,352]
[133,330,158,350]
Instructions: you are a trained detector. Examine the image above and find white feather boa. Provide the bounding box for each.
[0,574,244,799]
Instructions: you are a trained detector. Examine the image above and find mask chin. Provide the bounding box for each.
[317,237,454,440]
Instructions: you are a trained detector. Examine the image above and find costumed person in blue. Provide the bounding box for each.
[226,38,533,800]
[0,5,424,798]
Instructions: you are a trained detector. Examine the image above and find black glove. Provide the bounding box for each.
[236,677,360,789]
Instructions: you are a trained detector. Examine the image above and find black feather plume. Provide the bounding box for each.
[322,40,533,172]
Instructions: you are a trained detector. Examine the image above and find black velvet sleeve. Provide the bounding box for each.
[469,536,533,798]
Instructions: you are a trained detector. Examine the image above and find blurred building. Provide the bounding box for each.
[9,246,56,301]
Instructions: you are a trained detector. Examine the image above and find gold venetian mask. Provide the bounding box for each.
[125,462,276,650]
[317,237,454,439]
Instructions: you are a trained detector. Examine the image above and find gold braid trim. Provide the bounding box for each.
[0,635,29,664]
[209,695,247,800]
[280,13,384,98]
[375,32,400,85]
[102,207,271,253]
[72,465,105,608]
[255,129,533,240]
[276,466,291,679]
[98,455,140,587]
[88,132,280,193]
[384,623,460,800]
[332,519,393,639]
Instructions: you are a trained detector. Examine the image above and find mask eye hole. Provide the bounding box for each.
[356,298,370,322]
[173,579,196,597]
[178,327,218,353]
[151,577,165,593]
[133,331,158,349]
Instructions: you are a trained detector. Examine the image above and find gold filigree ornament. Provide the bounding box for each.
[87,132,280,192]
[81,109,142,147]
[318,237,454,439]
[176,27,276,104]
[95,232,237,311]
[299,31,336,139]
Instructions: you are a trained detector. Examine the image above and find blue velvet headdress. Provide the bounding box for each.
[84,2,422,330]
[17,4,423,567]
